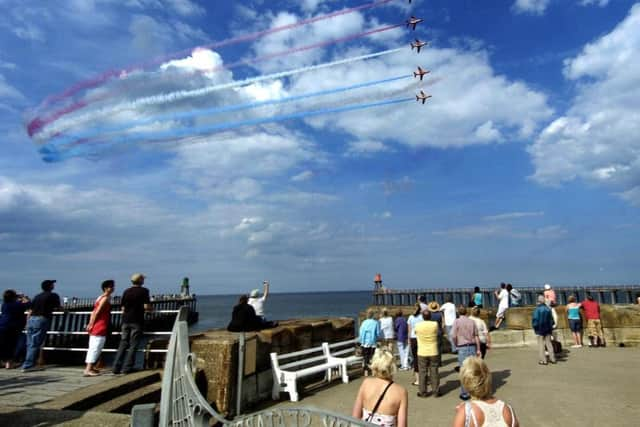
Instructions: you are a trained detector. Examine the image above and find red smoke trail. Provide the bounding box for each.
[27,23,402,138]
[33,0,395,112]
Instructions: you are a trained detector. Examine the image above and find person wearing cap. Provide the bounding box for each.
[112,273,151,375]
[22,280,61,372]
[83,280,115,376]
[248,280,270,323]
[543,284,556,306]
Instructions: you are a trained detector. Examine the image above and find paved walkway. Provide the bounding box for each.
[0,365,111,407]
[266,346,640,427]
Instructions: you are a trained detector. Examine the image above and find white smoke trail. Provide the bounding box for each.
[38,47,405,140]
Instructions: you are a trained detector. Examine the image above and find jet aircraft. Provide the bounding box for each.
[406,16,424,30]
[413,66,430,80]
[410,39,428,53]
[416,90,432,104]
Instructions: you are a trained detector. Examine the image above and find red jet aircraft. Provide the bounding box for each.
[406,16,424,30]
[410,39,428,53]
[413,66,430,80]
[416,90,432,104]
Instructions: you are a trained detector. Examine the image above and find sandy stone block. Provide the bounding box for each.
[490,330,527,348]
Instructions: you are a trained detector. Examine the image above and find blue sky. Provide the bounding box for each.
[0,0,638,297]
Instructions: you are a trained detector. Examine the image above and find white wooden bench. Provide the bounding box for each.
[323,338,364,376]
[270,343,346,402]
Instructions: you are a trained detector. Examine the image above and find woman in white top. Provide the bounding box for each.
[452,357,519,427]
[407,303,423,386]
[379,308,395,351]
[352,348,408,427]
[469,307,491,359]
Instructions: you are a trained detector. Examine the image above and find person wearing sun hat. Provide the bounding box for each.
[112,273,151,375]
[426,301,444,365]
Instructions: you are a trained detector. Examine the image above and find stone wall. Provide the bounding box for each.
[362,304,640,348]
[190,317,356,417]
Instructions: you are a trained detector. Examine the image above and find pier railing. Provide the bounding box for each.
[373,285,640,307]
[155,306,372,427]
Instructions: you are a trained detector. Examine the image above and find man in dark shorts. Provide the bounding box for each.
[112,273,151,374]
[22,279,61,372]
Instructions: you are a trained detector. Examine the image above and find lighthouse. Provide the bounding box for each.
[374,273,383,291]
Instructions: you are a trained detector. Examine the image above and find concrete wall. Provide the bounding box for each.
[363,304,640,348]
[190,317,356,417]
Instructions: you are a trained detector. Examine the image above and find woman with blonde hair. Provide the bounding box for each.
[352,348,408,427]
[452,357,519,427]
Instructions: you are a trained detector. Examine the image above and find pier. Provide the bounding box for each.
[372,284,640,306]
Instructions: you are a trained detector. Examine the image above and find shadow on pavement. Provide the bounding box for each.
[492,369,511,391]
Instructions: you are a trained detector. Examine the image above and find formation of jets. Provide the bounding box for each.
[406,16,424,30]
[404,13,431,105]
[413,66,430,80]
[415,90,432,104]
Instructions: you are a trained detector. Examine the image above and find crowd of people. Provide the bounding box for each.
[352,282,614,426]
[0,273,152,376]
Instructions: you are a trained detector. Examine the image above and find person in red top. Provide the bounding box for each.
[84,280,115,376]
[581,293,605,347]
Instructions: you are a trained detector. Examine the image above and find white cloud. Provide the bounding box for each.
[290,46,552,149]
[0,74,25,100]
[512,0,550,15]
[345,140,391,157]
[528,4,640,204]
[432,223,567,239]
[483,211,545,221]
[291,170,314,182]
[580,0,609,7]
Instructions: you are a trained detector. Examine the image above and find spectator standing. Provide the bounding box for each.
[0,290,30,369]
[451,306,481,400]
[469,307,491,359]
[427,301,444,366]
[379,308,395,351]
[440,297,458,354]
[418,295,428,313]
[112,273,151,375]
[471,287,483,308]
[452,357,520,427]
[508,284,521,307]
[351,348,408,427]
[248,280,269,323]
[83,280,115,376]
[582,293,605,347]
[22,280,61,372]
[359,309,381,376]
[493,283,509,330]
[543,284,557,306]
[532,295,556,365]
[394,310,410,370]
[407,304,423,386]
[566,295,583,348]
[414,310,441,398]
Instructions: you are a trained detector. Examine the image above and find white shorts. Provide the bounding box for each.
[496,305,508,319]
[85,335,106,364]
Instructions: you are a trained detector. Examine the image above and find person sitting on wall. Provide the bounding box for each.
[248,280,270,324]
[227,295,277,332]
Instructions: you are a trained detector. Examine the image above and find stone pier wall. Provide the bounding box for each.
[362,304,640,348]
[190,317,356,417]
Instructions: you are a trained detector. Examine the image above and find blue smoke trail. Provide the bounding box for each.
[50,74,411,147]
[40,97,413,162]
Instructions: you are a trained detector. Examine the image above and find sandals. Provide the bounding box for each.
[83,371,100,377]
[538,361,548,365]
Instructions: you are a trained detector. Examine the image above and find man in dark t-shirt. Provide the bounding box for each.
[22,280,61,372]
[112,273,151,374]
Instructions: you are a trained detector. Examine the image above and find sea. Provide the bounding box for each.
[190,291,372,332]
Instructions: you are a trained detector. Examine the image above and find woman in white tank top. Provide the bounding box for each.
[452,357,519,427]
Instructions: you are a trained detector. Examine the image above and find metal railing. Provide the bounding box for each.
[373,284,640,307]
[156,306,373,427]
